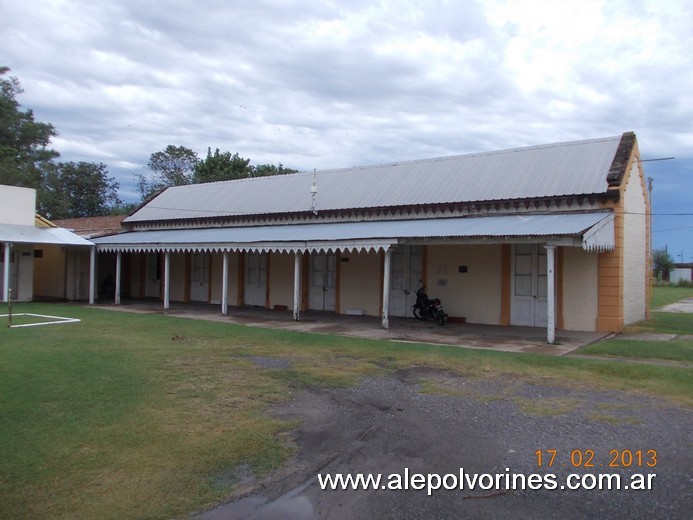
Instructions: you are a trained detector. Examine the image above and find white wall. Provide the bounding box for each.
[1,186,36,301]
[0,245,34,301]
[622,163,648,324]
[670,268,692,283]
[0,185,36,226]
[562,248,599,331]
[268,252,294,309]
[339,250,381,316]
[427,244,502,324]
[210,252,241,305]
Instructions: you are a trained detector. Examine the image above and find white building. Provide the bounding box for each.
[0,185,94,302]
[92,132,651,341]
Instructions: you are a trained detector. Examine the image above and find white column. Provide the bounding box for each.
[293,252,302,321]
[89,247,96,304]
[382,248,392,329]
[545,245,556,344]
[163,251,170,310]
[2,242,10,303]
[115,250,122,305]
[221,251,229,315]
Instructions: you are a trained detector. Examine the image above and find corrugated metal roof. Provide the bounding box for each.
[0,224,94,246]
[96,211,613,253]
[125,135,624,223]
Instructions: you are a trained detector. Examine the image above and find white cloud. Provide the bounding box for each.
[2,0,691,179]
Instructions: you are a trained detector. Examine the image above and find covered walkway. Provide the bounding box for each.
[92,211,616,344]
[91,301,607,356]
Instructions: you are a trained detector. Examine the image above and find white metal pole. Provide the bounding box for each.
[545,245,556,344]
[293,252,302,321]
[2,243,10,303]
[89,247,96,304]
[382,248,392,330]
[221,251,229,315]
[163,251,170,310]
[115,250,122,305]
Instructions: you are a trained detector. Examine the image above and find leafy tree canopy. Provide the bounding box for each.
[193,148,252,184]
[0,67,59,190]
[252,162,298,177]
[135,145,199,201]
[41,161,121,219]
[137,145,299,202]
[192,147,298,183]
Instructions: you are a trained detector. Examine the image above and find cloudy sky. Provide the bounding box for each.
[2,0,692,261]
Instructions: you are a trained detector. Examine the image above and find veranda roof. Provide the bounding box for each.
[0,223,94,247]
[93,211,614,254]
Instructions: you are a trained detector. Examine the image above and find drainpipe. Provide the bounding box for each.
[545,245,556,344]
[382,248,392,330]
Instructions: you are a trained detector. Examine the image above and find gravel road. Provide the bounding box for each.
[198,368,692,520]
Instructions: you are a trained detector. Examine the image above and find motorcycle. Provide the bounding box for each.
[412,285,447,325]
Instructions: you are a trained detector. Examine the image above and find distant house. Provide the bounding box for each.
[92,132,651,341]
[0,185,94,302]
[53,215,125,239]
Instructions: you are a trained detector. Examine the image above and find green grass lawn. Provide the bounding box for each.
[577,286,693,362]
[622,311,693,335]
[1,302,691,519]
[650,284,693,309]
[577,339,693,363]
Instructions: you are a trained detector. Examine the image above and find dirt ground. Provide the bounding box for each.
[196,367,691,520]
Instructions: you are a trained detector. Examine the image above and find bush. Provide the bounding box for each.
[653,280,693,288]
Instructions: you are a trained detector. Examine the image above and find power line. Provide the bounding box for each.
[624,211,693,216]
[654,225,693,233]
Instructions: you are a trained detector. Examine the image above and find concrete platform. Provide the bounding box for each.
[91,301,607,356]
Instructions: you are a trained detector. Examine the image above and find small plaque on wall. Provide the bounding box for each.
[458,265,468,273]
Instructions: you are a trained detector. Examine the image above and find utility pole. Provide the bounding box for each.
[647,176,654,291]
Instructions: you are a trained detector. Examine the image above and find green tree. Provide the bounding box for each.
[136,145,198,201]
[0,67,59,190]
[652,248,675,281]
[109,201,139,216]
[41,161,121,219]
[251,162,298,177]
[137,145,299,200]
[193,148,252,183]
